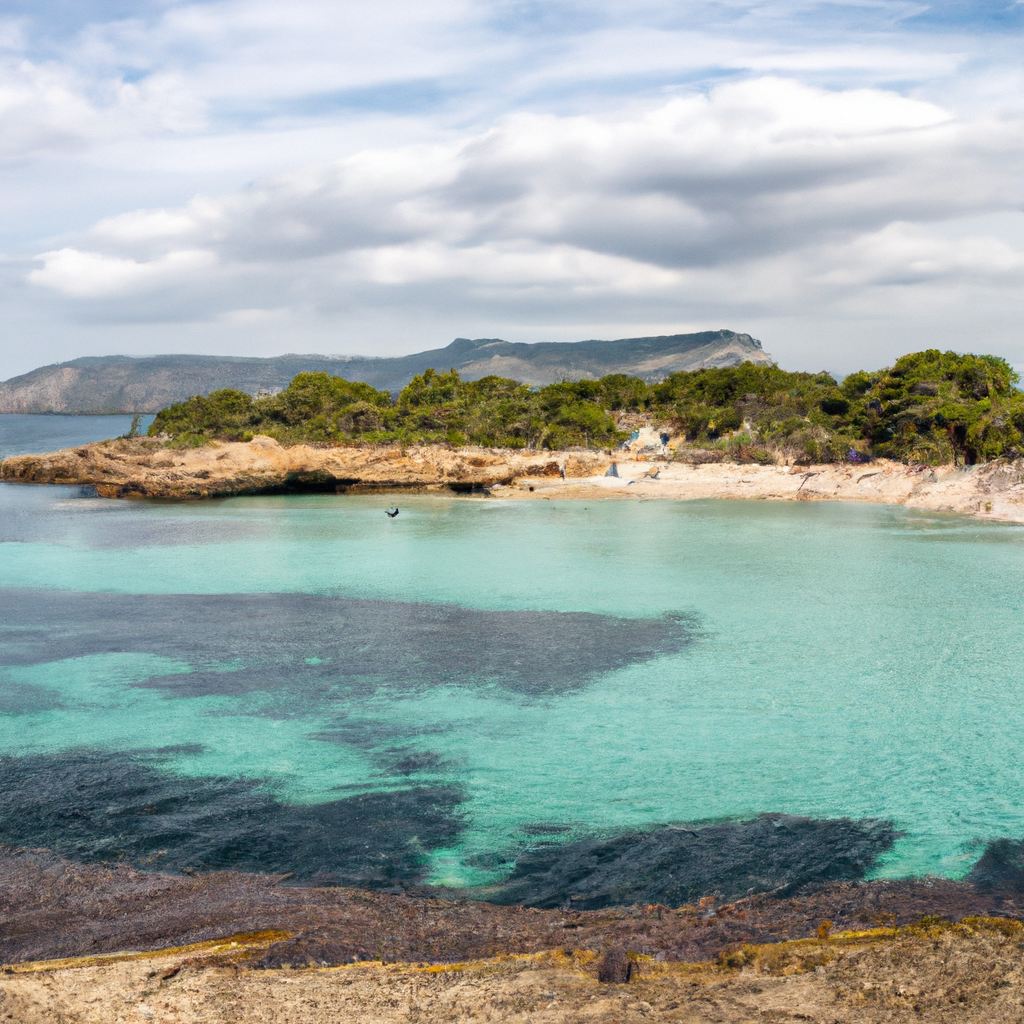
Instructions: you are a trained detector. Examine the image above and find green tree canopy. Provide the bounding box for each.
[149,350,1024,464]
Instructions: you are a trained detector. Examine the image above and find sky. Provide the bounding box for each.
[1,1,1022,380]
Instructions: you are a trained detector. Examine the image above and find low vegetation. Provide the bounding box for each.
[149,369,622,450]
[149,349,1024,465]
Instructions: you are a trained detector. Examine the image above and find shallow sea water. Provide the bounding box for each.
[0,413,154,462]
[2,416,1024,887]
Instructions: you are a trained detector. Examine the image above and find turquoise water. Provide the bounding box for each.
[2,449,1024,885]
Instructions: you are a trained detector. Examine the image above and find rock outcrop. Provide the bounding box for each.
[0,437,610,499]
[2,846,1024,1023]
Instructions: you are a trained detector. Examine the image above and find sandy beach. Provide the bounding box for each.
[497,456,1024,524]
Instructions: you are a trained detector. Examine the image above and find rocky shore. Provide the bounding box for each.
[0,436,608,499]
[4,436,1024,522]
[8,921,1024,1023]
[3,848,1024,1022]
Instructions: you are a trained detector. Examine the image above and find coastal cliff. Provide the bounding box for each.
[4,436,1024,522]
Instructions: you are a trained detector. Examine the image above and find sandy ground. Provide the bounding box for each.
[5,918,1024,1023]
[496,457,1024,524]
[4,436,1024,523]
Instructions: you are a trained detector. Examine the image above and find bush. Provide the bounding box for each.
[147,349,1024,464]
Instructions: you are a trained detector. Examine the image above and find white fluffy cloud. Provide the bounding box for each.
[29,79,1024,322]
[0,54,203,161]
[29,247,216,297]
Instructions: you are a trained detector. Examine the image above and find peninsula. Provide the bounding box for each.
[4,347,1024,521]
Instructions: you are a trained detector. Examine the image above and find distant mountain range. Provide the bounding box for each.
[0,330,771,414]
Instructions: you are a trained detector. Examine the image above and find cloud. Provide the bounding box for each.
[352,241,681,293]
[813,223,1024,289]
[29,247,216,297]
[28,78,1023,319]
[0,0,1005,168]
[0,55,204,160]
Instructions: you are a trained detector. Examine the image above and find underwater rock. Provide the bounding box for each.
[0,844,1017,970]
[486,813,899,909]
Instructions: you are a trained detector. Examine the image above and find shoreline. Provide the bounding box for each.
[3,436,1024,522]
[497,456,1024,524]
[2,848,1024,1022]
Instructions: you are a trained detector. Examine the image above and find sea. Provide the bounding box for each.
[2,414,1024,892]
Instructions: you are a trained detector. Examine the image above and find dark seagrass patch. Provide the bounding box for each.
[0,748,465,886]
[0,589,699,698]
[483,814,900,909]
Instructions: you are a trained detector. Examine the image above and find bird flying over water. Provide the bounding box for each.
[385,508,399,518]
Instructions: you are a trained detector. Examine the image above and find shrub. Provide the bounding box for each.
[147,349,1024,464]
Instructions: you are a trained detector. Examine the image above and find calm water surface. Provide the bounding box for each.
[0,413,154,461]
[1,415,1023,886]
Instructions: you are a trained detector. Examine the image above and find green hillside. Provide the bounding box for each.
[149,349,1024,465]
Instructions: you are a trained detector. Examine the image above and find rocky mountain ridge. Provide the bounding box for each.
[0,331,769,413]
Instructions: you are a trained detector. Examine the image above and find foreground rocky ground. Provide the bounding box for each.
[4,436,1024,523]
[4,849,1024,1022]
[5,910,1024,1023]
